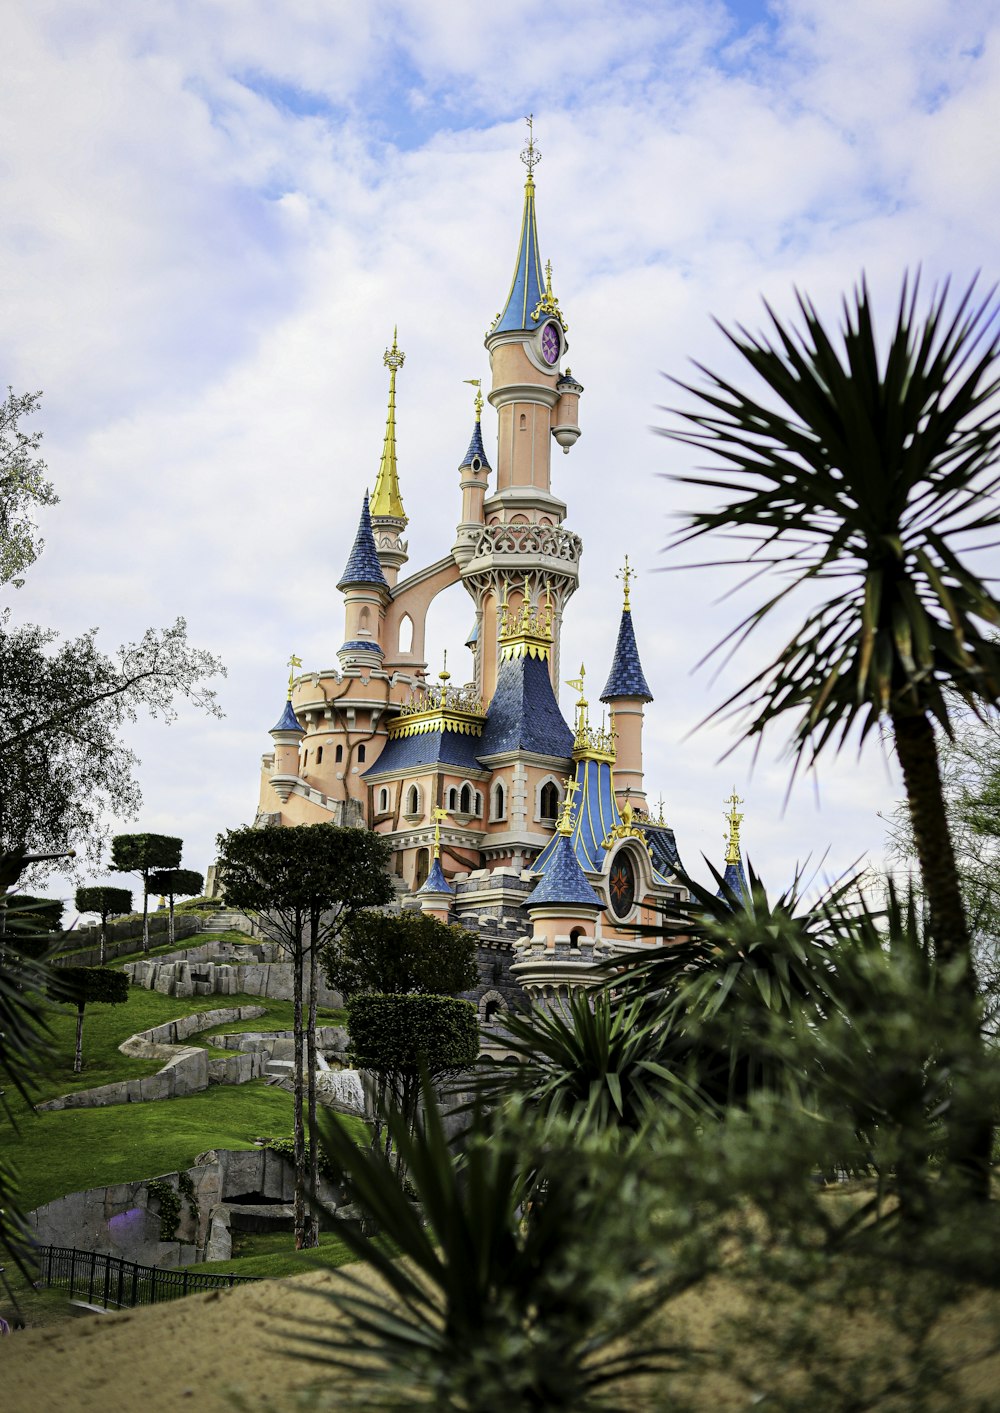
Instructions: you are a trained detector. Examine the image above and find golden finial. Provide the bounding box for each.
[725,788,744,866]
[520,113,540,179]
[556,776,580,836]
[371,330,406,522]
[439,649,450,684]
[432,805,448,860]
[617,554,634,612]
[287,653,302,698]
[463,378,484,422]
[657,795,665,826]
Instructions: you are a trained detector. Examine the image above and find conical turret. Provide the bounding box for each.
[268,656,305,804]
[718,789,749,904]
[338,494,388,670]
[600,557,651,807]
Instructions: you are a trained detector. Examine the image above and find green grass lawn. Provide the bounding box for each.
[108,927,252,966]
[196,1228,359,1278]
[200,1001,347,1038]
[5,1081,297,1212]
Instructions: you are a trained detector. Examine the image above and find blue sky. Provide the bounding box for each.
[2,0,998,903]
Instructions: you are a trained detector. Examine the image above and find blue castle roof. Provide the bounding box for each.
[337,494,388,592]
[459,420,491,471]
[338,640,384,656]
[601,609,652,702]
[270,699,304,735]
[642,823,682,878]
[533,757,674,887]
[419,857,453,896]
[493,178,547,335]
[478,651,574,760]
[527,832,603,910]
[363,726,485,777]
[718,857,749,905]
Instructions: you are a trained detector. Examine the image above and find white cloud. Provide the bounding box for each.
[3,0,999,904]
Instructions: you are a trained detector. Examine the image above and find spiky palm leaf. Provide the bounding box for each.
[290,1082,698,1410]
[663,275,1000,758]
[469,988,712,1132]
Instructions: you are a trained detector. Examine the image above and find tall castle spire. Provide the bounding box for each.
[369,331,409,585]
[491,118,550,336]
[370,329,406,522]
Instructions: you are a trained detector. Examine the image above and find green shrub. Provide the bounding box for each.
[347,993,478,1078]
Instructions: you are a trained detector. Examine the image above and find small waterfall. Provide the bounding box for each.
[316,1068,366,1114]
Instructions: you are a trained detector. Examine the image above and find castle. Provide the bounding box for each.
[254,127,749,1009]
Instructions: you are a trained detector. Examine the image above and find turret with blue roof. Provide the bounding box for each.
[418,806,455,921]
[338,492,388,669]
[718,789,750,905]
[600,556,652,809]
[267,656,306,804]
[477,583,574,762]
[338,492,388,592]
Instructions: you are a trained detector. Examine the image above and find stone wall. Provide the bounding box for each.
[53,913,208,969]
[28,1148,343,1268]
[124,938,341,1007]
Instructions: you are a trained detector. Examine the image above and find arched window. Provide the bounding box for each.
[569,927,586,948]
[398,614,413,654]
[540,780,560,820]
[357,744,366,763]
[335,744,343,763]
[406,784,420,816]
[316,746,323,764]
[474,791,482,816]
[358,606,371,636]
[447,787,457,810]
[459,784,471,814]
[378,787,389,813]
[519,412,527,431]
[493,781,506,821]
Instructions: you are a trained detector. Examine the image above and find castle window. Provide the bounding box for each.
[358,744,366,763]
[474,791,482,816]
[358,606,371,636]
[406,784,420,816]
[493,781,506,820]
[460,784,471,814]
[448,787,457,811]
[519,412,527,431]
[316,746,323,764]
[335,744,343,763]
[398,614,413,654]
[378,787,389,813]
[540,780,559,820]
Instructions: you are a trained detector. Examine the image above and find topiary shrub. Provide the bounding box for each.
[347,993,478,1167]
[52,966,129,1073]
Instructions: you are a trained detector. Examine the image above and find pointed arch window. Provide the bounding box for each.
[539,780,560,820]
[398,614,413,654]
[335,744,343,763]
[492,781,506,821]
[406,784,421,817]
[459,784,472,815]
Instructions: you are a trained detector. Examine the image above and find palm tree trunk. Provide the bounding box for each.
[891,708,992,1200]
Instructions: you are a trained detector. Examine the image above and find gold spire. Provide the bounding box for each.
[370,330,407,523]
[432,805,448,860]
[530,256,566,328]
[463,378,484,421]
[287,653,302,699]
[566,663,616,762]
[617,554,634,612]
[725,788,744,866]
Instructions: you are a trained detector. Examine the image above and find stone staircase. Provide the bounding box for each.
[201,909,250,934]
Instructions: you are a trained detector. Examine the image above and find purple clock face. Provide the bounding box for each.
[540,321,560,365]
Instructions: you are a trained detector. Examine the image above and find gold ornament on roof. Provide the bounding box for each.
[567,662,617,762]
[724,789,744,865]
[431,805,448,860]
[617,554,634,612]
[656,795,666,827]
[287,653,302,698]
[462,378,484,422]
[499,576,554,660]
[556,775,580,836]
[530,257,567,331]
[370,328,407,523]
[520,113,540,180]
[601,790,647,850]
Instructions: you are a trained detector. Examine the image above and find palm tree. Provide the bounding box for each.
[662,275,1000,1194]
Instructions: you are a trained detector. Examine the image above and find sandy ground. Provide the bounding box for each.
[4,1262,1000,1412]
[1,1269,351,1413]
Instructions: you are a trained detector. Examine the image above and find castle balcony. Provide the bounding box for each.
[461,522,583,592]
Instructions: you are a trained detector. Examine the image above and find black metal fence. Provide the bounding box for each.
[37,1245,260,1309]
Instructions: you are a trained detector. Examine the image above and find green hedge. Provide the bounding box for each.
[54,966,130,1007]
[347,994,478,1078]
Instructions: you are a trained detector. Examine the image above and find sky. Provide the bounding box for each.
[3,0,999,909]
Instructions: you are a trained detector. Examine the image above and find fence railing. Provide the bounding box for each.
[37,1245,259,1309]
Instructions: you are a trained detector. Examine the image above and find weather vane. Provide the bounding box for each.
[557,776,580,835]
[520,113,540,178]
[432,805,448,859]
[462,377,484,421]
[617,554,634,611]
[724,788,744,865]
[287,653,302,697]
